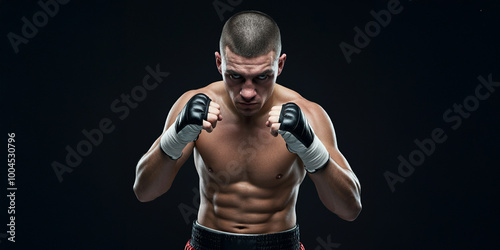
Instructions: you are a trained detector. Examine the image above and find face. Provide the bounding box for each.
[216,47,286,117]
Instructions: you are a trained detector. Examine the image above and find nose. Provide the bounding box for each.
[240,82,256,101]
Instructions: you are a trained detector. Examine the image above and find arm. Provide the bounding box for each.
[267,102,361,221]
[133,91,221,202]
[305,104,362,221]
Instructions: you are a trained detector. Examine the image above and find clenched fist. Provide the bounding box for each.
[267,103,330,173]
[160,93,222,160]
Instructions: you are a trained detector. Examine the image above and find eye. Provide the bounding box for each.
[229,74,242,79]
[257,75,268,80]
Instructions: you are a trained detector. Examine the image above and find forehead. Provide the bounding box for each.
[223,47,276,74]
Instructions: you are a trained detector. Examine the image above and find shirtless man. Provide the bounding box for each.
[133,10,361,250]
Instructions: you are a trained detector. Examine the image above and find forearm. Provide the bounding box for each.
[133,144,182,202]
[309,158,362,221]
[133,93,217,202]
[268,102,362,220]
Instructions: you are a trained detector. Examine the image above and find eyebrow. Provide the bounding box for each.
[225,69,273,76]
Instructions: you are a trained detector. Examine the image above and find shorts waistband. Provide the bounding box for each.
[190,221,301,250]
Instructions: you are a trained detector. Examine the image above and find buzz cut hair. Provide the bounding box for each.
[219,10,282,59]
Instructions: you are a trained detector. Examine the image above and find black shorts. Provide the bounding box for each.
[185,221,304,250]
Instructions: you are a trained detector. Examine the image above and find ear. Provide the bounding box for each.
[215,51,223,74]
[277,53,287,76]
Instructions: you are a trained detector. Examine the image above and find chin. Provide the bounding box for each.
[233,102,262,117]
[238,109,258,117]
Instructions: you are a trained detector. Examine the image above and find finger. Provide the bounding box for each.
[208,102,222,121]
[206,113,219,128]
[271,105,282,112]
[203,120,214,133]
[270,123,281,137]
[268,110,281,118]
[267,114,280,124]
[210,101,220,109]
[208,105,221,117]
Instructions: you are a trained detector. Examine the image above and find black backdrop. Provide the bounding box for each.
[1,0,499,249]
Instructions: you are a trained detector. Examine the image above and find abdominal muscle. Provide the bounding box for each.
[193,142,305,234]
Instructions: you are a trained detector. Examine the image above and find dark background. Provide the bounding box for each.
[1,0,499,249]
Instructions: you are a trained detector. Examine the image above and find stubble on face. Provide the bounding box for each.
[220,48,279,118]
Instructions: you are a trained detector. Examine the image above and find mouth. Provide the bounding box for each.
[236,102,259,110]
[238,102,258,106]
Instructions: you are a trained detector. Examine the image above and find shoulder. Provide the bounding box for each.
[178,81,223,99]
[178,81,225,104]
[163,81,224,129]
[172,81,224,108]
[274,84,328,121]
[275,84,335,139]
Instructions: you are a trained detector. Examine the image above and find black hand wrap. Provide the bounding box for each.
[176,93,211,133]
[279,103,314,148]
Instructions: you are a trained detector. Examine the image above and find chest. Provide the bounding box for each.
[194,122,302,187]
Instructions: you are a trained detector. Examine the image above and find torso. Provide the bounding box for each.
[193,81,307,234]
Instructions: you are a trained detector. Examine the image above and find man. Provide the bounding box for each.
[133,10,361,250]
